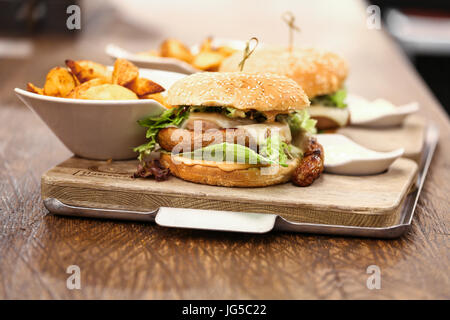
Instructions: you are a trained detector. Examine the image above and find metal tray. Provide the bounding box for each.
[44,124,439,238]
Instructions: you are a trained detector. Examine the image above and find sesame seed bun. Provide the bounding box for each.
[160,153,300,187]
[219,48,348,98]
[166,72,310,112]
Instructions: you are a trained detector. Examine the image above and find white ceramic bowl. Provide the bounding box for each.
[315,134,404,175]
[15,69,186,160]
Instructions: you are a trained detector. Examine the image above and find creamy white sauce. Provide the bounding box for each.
[316,134,394,166]
[347,98,397,122]
[322,143,387,165]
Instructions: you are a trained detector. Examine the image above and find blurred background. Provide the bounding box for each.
[0,0,448,113]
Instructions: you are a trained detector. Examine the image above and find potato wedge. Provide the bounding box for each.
[27,82,44,95]
[199,37,213,52]
[160,39,193,63]
[65,59,112,83]
[140,92,170,108]
[216,45,237,57]
[78,84,138,100]
[66,78,109,99]
[43,67,78,97]
[112,58,139,86]
[126,77,165,96]
[192,51,225,71]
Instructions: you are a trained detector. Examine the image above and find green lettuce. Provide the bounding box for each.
[179,134,301,168]
[310,88,347,109]
[180,142,278,166]
[134,107,190,161]
[284,109,317,134]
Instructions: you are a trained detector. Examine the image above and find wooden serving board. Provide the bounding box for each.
[41,156,418,228]
[339,115,426,162]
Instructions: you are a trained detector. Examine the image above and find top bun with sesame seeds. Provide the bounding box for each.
[166,72,310,112]
[219,48,348,99]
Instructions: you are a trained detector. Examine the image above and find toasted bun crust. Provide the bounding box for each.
[166,72,310,112]
[219,48,348,98]
[160,153,299,187]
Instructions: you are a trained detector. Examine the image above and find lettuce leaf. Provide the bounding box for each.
[179,135,301,168]
[134,107,190,161]
[259,135,289,167]
[179,142,278,166]
[310,88,347,109]
[285,109,317,134]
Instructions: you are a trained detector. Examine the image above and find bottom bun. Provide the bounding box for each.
[160,153,300,187]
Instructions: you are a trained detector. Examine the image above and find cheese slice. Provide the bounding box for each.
[236,122,292,144]
[308,105,350,127]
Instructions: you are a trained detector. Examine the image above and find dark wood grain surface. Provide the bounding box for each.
[0,0,449,299]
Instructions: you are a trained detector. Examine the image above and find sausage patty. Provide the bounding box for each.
[157,127,256,153]
[291,138,324,187]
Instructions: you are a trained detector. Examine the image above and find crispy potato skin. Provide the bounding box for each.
[65,60,111,83]
[126,77,165,96]
[192,51,224,71]
[27,58,166,101]
[43,67,78,97]
[27,82,44,95]
[160,39,194,63]
[292,138,324,187]
[139,38,237,71]
[157,127,255,153]
[112,58,139,86]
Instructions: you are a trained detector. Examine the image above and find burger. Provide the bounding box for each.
[219,48,349,130]
[134,72,324,187]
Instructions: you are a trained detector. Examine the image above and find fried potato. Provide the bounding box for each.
[65,60,112,83]
[140,92,170,108]
[27,82,44,95]
[216,45,237,57]
[112,58,139,86]
[192,51,225,71]
[160,39,193,63]
[43,67,78,97]
[126,77,165,96]
[199,37,213,52]
[78,84,138,100]
[66,78,109,99]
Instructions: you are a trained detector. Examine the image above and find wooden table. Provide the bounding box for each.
[0,0,448,299]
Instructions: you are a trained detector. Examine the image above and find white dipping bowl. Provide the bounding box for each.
[15,69,186,160]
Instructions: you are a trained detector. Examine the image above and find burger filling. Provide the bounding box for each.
[308,88,349,127]
[134,106,317,168]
